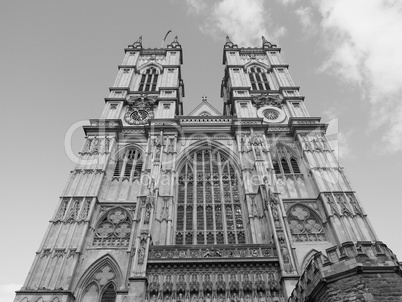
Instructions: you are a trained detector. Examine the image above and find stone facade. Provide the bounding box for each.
[14,36,402,302]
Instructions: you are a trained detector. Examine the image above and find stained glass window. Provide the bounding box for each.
[175,149,246,245]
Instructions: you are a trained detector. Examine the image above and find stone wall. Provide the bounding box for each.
[289,241,402,302]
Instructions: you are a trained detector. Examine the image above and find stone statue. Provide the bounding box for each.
[177,293,184,302]
[258,292,266,302]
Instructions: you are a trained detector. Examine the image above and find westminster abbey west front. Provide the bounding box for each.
[14,36,402,302]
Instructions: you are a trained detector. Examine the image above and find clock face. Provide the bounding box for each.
[124,109,149,125]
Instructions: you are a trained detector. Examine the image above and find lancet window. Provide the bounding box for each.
[175,149,246,245]
[272,145,308,198]
[113,148,142,180]
[101,284,117,302]
[248,67,270,90]
[93,208,132,247]
[138,67,159,92]
[287,205,326,242]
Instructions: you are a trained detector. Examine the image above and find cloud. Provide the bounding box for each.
[325,116,353,159]
[285,0,402,153]
[184,0,286,46]
[0,284,21,302]
[184,0,207,14]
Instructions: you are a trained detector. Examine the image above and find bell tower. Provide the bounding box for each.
[14,34,402,302]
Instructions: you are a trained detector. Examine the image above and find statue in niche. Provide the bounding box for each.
[144,203,152,225]
[245,293,252,302]
[177,293,184,302]
[150,294,157,302]
[240,136,248,152]
[258,292,266,302]
[217,293,225,302]
[164,294,171,302]
[204,293,212,302]
[280,242,292,272]
[255,146,262,159]
[191,294,198,302]
[231,292,241,302]
[137,241,146,264]
[271,292,280,302]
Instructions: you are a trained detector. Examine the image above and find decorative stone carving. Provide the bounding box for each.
[252,94,282,109]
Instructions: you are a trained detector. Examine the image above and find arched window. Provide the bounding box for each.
[176,149,245,245]
[101,284,117,302]
[272,146,307,198]
[248,67,270,90]
[93,208,132,247]
[113,148,142,180]
[287,205,326,242]
[139,67,159,92]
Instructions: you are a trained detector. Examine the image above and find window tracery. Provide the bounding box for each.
[101,284,117,302]
[272,145,308,198]
[248,67,270,90]
[176,149,245,245]
[287,205,326,242]
[139,67,159,92]
[93,208,132,247]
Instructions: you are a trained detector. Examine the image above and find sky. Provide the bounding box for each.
[1,0,402,300]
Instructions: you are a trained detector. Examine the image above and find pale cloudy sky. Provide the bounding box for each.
[1,0,402,301]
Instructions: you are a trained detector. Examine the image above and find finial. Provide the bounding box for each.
[224,36,237,48]
[262,35,275,48]
[202,95,207,102]
[168,35,181,48]
[130,36,143,48]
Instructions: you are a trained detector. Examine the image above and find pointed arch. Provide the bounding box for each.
[76,254,123,301]
[174,142,247,245]
[287,204,326,242]
[112,145,144,180]
[20,298,28,302]
[81,282,100,302]
[244,60,270,72]
[300,249,320,272]
[93,207,133,247]
[100,282,117,302]
[177,139,242,175]
[137,61,163,73]
[245,62,271,91]
[51,298,60,302]
[272,143,308,198]
[36,298,44,302]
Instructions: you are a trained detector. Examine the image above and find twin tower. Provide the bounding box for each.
[14,36,402,302]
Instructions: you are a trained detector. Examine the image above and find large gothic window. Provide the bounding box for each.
[272,145,308,198]
[175,149,246,245]
[287,205,326,242]
[138,67,159,92]
[248,67,270,90]
[113,148,143,180]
